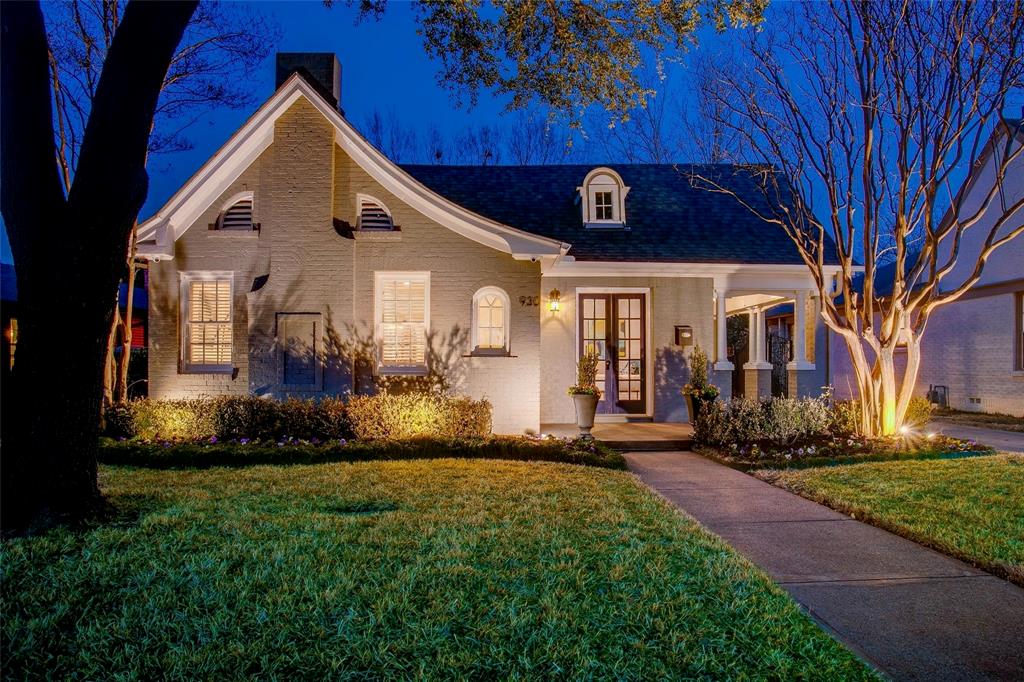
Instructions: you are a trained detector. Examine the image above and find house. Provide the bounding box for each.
[829,119,1023,417]
[137,53,840,434]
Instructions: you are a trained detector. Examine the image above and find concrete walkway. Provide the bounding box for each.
[625,451,1024,682]
[928,420,1024,453]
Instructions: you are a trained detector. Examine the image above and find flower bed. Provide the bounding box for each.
[696,434,994,470]
[98,435,626,470]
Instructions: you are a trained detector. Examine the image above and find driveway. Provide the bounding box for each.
[626,451,1024,681]
[928,420,1024,453]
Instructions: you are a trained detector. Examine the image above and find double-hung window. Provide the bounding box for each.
[375,272,429,372]
[181,273,233,372]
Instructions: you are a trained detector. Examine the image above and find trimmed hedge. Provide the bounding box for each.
[97,436,626,470]
[105,394,492,442]
[346,394,491,439]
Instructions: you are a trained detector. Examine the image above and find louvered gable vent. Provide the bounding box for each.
[358,197,393,230]
[219,198,254,230]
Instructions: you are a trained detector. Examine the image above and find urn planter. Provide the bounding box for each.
[571,393,600,438]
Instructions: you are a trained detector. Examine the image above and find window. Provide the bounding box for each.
[181,273,233,372]
[579,167,628,226]
[594,191,614,220]
[278,313,322,389]
[216,193,255,231]
[375,272,429,372]
[357,195,394,230]
[472,286,510,354]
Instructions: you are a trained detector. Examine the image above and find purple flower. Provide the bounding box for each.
[209,436,218,444]
[162,441,172,449]
[311,437,320,445]
[117,436,127,442]
[239,438,249,445]
[338,438,348,447]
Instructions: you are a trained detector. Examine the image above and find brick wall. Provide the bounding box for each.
[149,97,543,433]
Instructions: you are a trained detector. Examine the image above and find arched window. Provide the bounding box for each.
[216,192,255,231]
[357,194,394,230]
[472,286,510,354]
[578,167,629,227]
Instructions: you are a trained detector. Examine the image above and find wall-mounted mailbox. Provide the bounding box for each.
[674,325,693,347]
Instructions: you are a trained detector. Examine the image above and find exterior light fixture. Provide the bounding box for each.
[548,289,561,312]
[899,425,911,435]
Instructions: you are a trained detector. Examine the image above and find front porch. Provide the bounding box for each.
[542,422,694,451]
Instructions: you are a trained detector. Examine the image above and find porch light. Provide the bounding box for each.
[548,289,561,312]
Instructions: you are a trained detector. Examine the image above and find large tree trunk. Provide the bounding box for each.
[1,1,196,529]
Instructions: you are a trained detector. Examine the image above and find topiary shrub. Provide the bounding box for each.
[346,393,491,440]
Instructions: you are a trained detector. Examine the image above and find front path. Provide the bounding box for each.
[625,451,1024,682]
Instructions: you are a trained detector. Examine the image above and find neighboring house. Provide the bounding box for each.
[137,53,841,434]
[830,119,1024,417]
[0,262,147,376]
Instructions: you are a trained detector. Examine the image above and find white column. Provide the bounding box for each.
[714,289,733,370]
[787,290,815,370]
[744,307,771,370]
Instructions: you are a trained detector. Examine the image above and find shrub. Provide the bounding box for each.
[97,435,626,470]
[568,351,601,396]
[905,395,934,427]
[830,400,861,437]
[105,396,350,442]
[346,393,491,440]
[694,395,832,447]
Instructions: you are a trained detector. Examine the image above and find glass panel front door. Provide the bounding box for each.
[578,293,646,414]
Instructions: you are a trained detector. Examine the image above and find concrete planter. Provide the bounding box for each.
[571,393,600,438]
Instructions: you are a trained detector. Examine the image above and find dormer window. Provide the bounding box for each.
[215,192,256,231]
[357,195,394,230]
[579,167,628,227]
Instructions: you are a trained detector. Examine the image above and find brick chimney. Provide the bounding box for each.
[275,53,342,111]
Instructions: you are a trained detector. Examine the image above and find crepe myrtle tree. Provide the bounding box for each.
[691,0,1024,437]
[1,0,765,527]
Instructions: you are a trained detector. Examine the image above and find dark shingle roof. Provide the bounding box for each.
[400,163,839,265]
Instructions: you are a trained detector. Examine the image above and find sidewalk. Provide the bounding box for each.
[625,451,1024,682]
[928,420,1024,453]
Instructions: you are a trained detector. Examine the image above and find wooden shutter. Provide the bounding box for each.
[379,277,426,367]
[186,279,232,367]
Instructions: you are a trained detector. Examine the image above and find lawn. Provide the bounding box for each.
[760,454,1024,585]
[2,460,873,679]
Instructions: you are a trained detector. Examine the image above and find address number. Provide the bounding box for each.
[519,295,541,307]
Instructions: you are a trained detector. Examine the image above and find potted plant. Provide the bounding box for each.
[568,351,602,438]
[682,343,720,422]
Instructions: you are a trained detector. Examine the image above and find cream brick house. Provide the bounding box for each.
[138,54,839,434]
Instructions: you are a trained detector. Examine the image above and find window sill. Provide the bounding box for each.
[1011,370,1024,377]
[181,366,234,375]
[377,366,428,376]
[584,221,627,230]
[207,230,259,239]
[354,229,402,242]
[464,351,517,358]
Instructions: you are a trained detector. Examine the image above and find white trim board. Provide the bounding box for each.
[137,74,569,261]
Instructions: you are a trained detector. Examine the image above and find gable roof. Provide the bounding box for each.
[401,164,840,265]
[136,73,567,261]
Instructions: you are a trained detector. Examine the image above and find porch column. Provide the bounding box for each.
[743,307,772,398]
[787,289,816,397]
[713,289,733,371]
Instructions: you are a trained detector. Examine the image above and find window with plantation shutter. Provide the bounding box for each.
[217,195,254,230]
[357,195,394,230]
[375,272,429,372]
[181,274,233,372]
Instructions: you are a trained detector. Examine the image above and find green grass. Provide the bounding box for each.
[933,408,1024,433]
[2,460,873,679]
[760,454,1024,585]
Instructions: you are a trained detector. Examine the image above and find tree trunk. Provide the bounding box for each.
[1,0,196,529]
[114,234,138,403]
[877,349,898,436]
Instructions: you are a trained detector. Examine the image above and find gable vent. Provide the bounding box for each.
[219,198,254,230]
[358,197,393,230]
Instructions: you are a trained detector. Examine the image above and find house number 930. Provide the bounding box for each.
[519,295,540,307]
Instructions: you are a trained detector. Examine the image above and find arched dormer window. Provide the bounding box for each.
[216,192,255,231]
[471,286,511,355]
[578,167,629,227]
[357,194,394,230]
